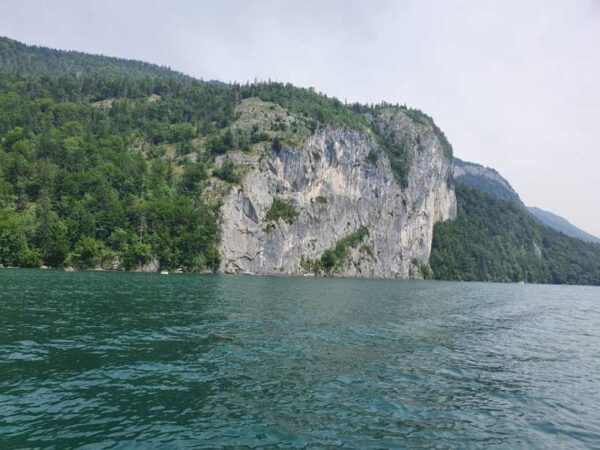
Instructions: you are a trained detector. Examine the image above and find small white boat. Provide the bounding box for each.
[303,273,315,277]
[160,270,169,275]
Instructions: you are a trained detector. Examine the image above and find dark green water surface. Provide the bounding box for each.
[1,269,599,449]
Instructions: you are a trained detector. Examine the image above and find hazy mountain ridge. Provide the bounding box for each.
[528,207,600,244]
[453,157,600,244]
[453,157,523,206]
[433,161,600,284]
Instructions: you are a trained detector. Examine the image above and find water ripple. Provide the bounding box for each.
[1,271,599,448]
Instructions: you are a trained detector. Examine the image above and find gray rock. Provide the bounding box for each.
[218,111,456,279]
[453,157,523,206]
[136,259,160,273]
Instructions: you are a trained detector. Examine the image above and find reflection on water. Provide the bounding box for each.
[1,269,599,448]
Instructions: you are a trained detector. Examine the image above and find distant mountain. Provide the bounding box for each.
[528,207,600,244]
[0,36,192,80]
[453,158,600,244]
[453,158,523,206]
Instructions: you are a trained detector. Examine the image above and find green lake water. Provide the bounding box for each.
[1,269,599,449]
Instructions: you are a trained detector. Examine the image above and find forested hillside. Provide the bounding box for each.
[0,36,191,80]
[430,184,600,285]
[0,74,231,271]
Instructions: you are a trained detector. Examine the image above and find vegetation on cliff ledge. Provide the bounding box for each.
[264,197,299,225]
[301,226,370,274]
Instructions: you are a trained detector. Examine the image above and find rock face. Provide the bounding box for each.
[218,108,456,279]
[453,158,523,206]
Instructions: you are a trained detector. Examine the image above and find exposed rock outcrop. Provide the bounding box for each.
[217,106,456,279]
[453,158,523,206]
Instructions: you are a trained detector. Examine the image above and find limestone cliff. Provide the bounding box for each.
[216,101,456,279]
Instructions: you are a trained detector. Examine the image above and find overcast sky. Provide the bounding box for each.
[1,0,599,235]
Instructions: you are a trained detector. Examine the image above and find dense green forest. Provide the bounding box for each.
[0,40,222,270]
[0,74,227,271]
[430,184,600,285]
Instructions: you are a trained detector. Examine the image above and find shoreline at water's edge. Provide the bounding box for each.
[1,265,597,287]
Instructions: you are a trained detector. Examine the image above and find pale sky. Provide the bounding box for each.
[1,0,599,236]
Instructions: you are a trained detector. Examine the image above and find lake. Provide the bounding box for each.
[1,269,599,449]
